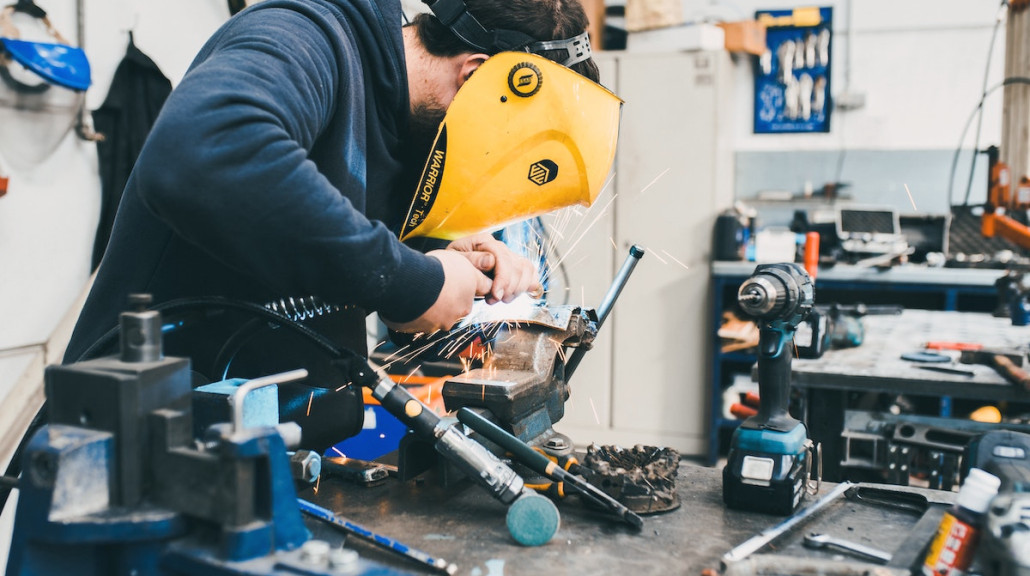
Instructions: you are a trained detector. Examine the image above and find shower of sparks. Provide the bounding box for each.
[551,338,568,363]
[332,446,345,457]
[638,167,671,196]
[648,248,668,265]
[306,391,314,416]
[335,381,352,392]
[552,193,618,271]
[904,183,918,211]
[402,366,421,384]
[589,397,601,425]
[661,249,690,271]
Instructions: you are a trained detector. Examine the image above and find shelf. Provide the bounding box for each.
[719,352,757,364]
[715,417,744,430]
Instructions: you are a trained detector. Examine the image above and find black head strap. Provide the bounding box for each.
[422,0,591,67]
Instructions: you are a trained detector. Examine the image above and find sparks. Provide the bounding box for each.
[313,475,320,495]
[661,249,690,271]
[609,237,618,250]
[306,391,314,416]
[332,446,345,457]
[589,397,601,425]
[904,183,918,211]
[335,381,353,392]
[648,248,668,264]
[403,366,421,384]
[638,167,671,196]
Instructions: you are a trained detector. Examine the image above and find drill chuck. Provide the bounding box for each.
[737,264,814,324]
[738,276,787,318]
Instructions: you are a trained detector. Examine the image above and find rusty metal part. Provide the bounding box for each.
[580,444,681,514]
[442,304,596,442]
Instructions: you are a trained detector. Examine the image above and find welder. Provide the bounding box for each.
[56,0,622,451]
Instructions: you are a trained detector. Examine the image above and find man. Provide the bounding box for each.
[62,0,600,448]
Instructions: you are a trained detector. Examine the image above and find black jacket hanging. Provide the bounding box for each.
[90,34,172,270]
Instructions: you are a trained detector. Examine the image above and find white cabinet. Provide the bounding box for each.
[554,51,735,456]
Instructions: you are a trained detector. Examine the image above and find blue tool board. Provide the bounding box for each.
[754,6,833,134]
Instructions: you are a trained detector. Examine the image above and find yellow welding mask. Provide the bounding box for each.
[399,51,622,242]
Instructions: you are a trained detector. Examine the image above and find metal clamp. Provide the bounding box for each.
[230,369,308,434]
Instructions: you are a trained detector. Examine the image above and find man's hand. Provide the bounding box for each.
[383,249,491,334]
[446,233,542,304]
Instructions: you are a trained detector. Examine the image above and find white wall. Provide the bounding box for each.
[669,0,1007,151]
[674,0,1009,213]
[0,0,228,353]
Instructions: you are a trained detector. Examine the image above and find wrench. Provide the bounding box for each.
[803,533,892,564]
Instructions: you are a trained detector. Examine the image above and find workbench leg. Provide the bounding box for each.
[805,389,846,482]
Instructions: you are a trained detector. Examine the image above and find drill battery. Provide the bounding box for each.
[723,426,809,516]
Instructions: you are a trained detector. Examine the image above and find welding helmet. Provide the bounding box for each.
[400,0,621,241]
[0,2,91,168]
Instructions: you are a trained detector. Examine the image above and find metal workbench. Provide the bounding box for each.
[790,309,1030,481]
[298,463,953,576]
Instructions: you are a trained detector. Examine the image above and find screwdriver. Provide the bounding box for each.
[456,407,644,530]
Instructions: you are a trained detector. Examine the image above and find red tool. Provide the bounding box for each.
[925,341,984,352]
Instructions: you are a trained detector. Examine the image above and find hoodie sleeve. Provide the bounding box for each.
[133,4,442,323]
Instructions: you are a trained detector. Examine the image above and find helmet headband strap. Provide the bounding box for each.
[421,0,591,67]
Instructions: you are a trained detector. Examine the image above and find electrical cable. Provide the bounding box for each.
[961,1,1009,207]
[0,296,354,516]
[947,77,1030,207]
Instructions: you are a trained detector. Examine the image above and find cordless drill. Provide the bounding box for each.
[723,262,815,515]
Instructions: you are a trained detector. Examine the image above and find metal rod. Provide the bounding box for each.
[457,407,643,530]
[563,245,644,381]
[297,498,457,575]
[721,481,854,567]
[230,369,308,433]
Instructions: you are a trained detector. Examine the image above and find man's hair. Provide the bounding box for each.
[411,0,600,83]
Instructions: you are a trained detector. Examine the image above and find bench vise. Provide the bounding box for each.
[6,296,401,576]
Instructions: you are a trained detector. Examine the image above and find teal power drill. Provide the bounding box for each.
[723,262,815,515]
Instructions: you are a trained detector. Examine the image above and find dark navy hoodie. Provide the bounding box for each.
[65,0,444,364]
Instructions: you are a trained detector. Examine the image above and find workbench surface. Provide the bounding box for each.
[792,309,1030,401]
[298,463,952,576]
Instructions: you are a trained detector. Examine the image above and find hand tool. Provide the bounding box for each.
[915,365,976,377]
[723,262,816,515]
[721,481,853,568]
[456,407,644,530]
[803,532,892,564]
[925,341,984,352]
[959,348,1030,391]
[349,361,561,546]
[321,456,393,486]
[297,498,457,575]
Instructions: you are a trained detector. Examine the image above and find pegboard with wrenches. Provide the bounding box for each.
[754,6,833,134]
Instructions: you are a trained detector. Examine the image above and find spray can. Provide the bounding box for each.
[921,468,1001,576]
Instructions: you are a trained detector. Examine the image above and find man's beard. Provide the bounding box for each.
[406,100,447,169]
